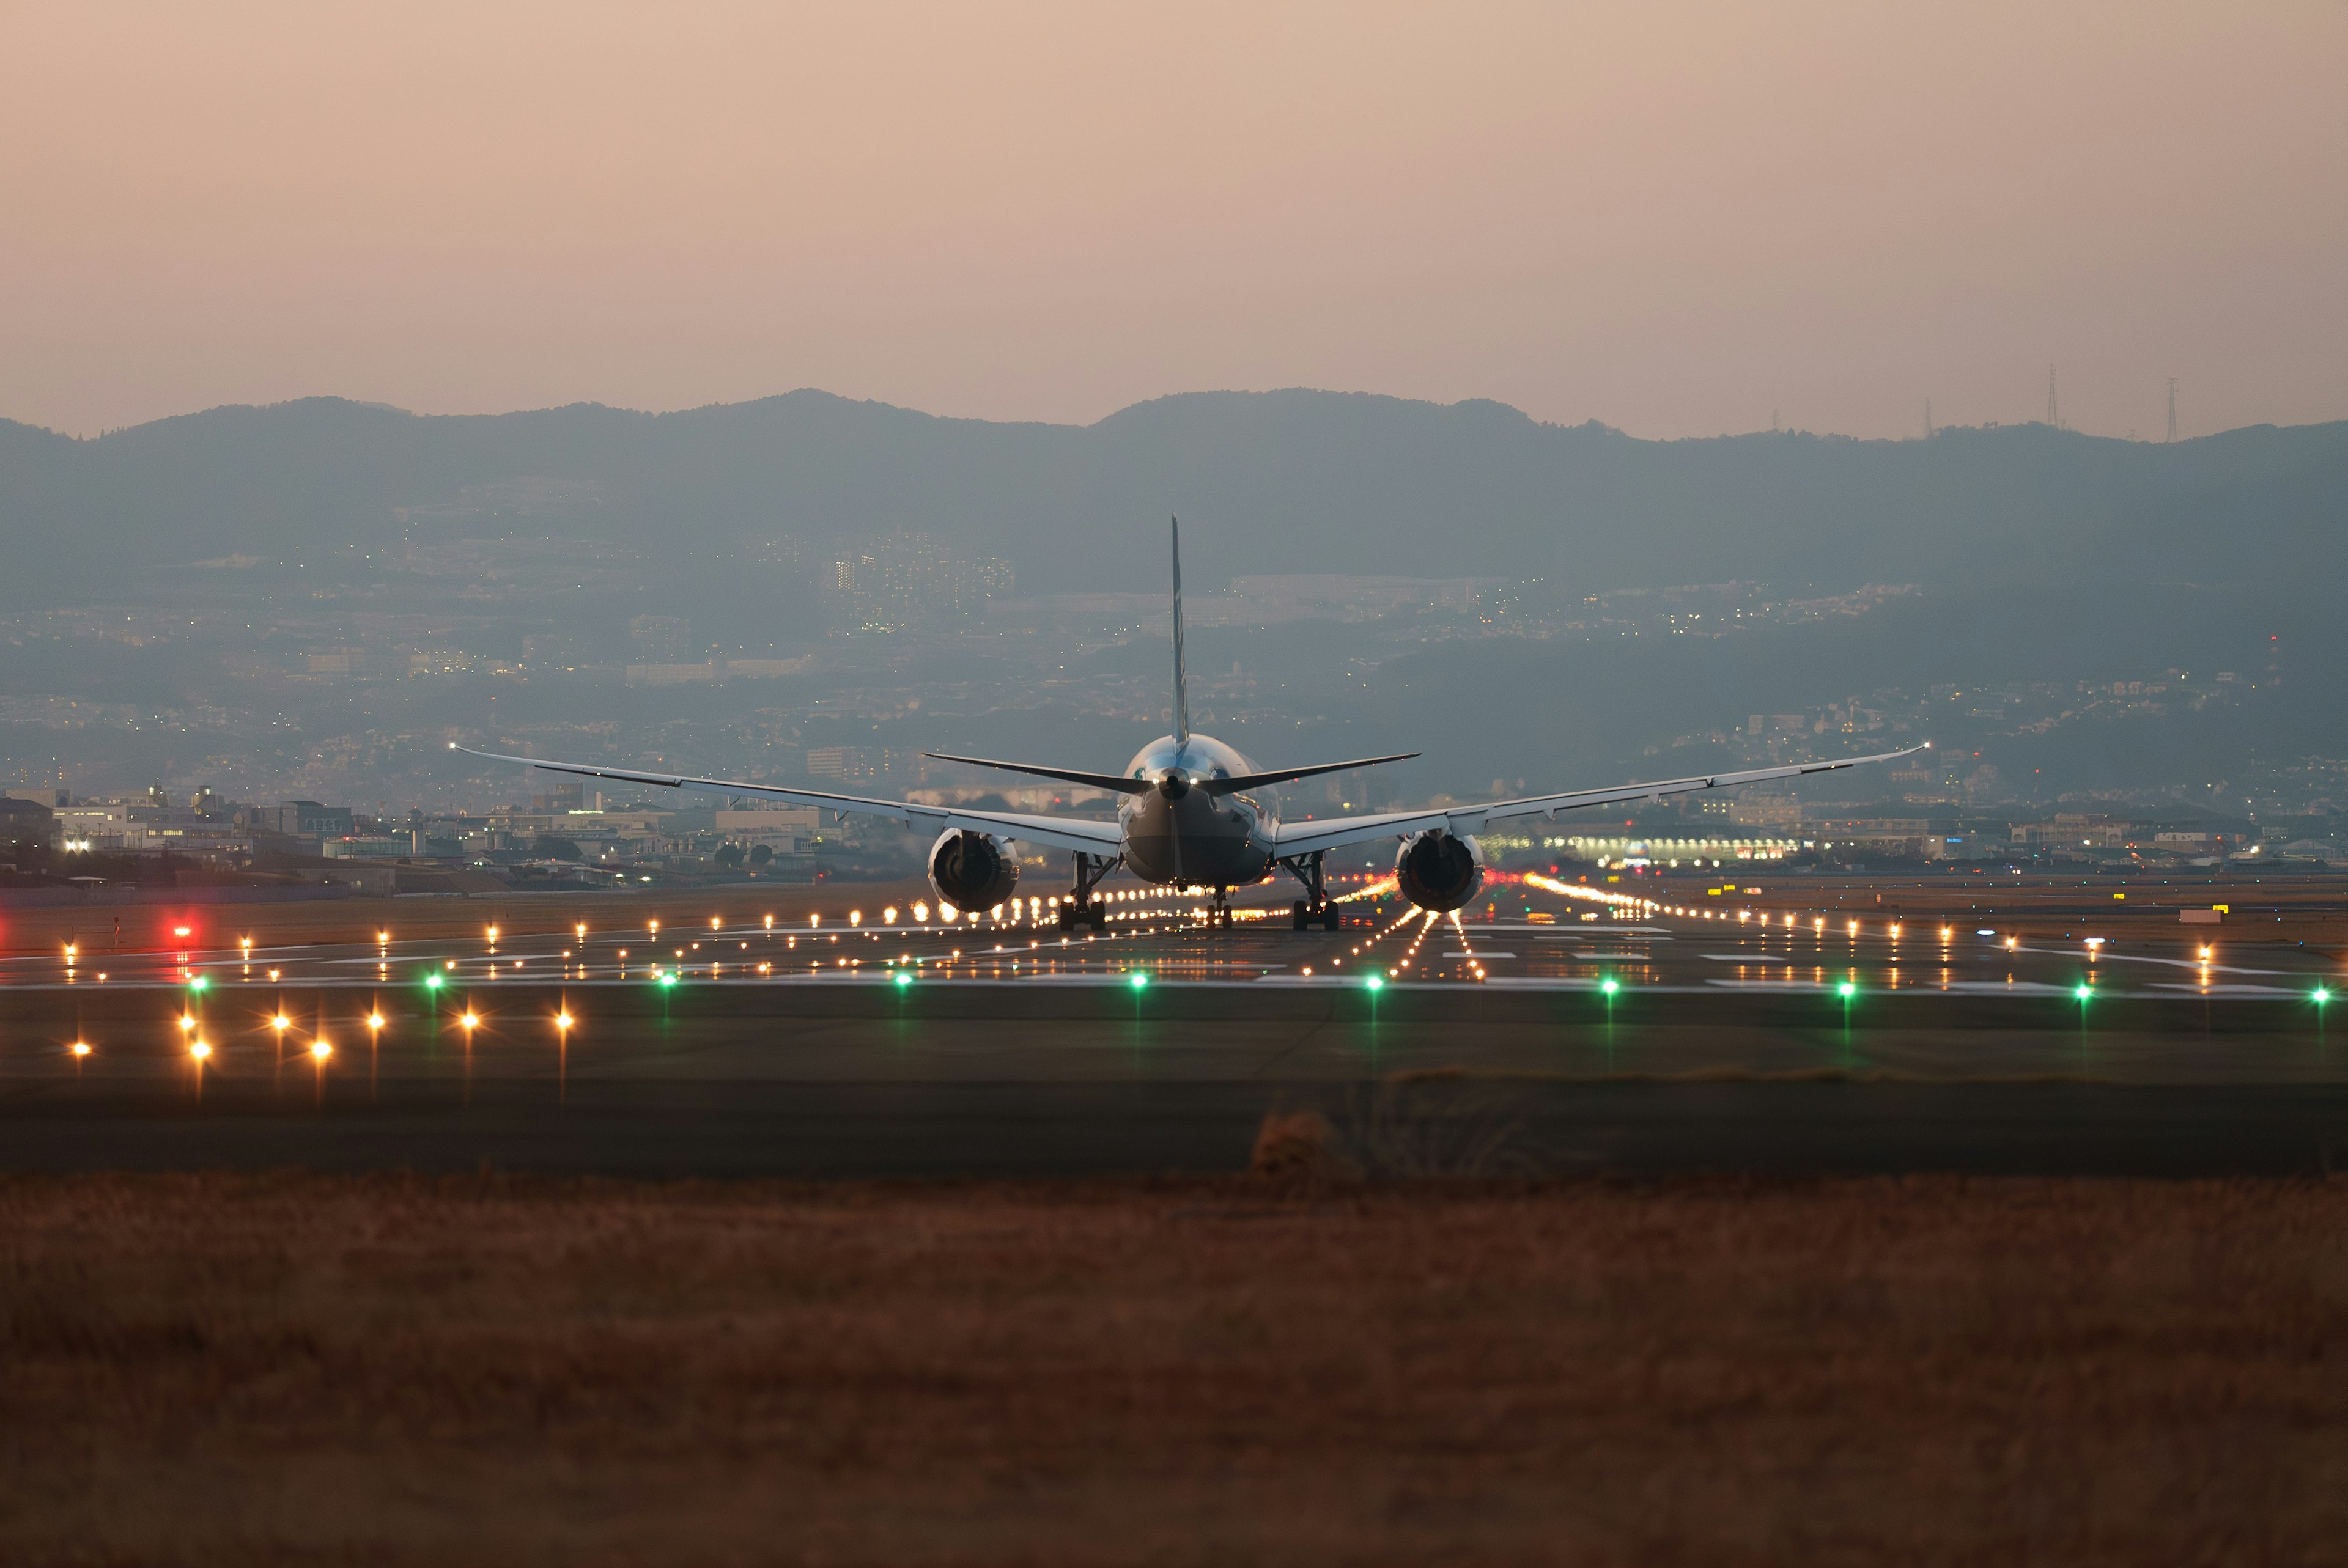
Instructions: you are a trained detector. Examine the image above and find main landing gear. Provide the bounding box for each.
[1056,851,1118,932]
[1279,851,1345,932]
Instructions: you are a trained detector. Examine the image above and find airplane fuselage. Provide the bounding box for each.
[1115,732,1279,888]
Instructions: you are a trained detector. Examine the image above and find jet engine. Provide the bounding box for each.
[928,828,1019,911]
[1394,829,1485,912]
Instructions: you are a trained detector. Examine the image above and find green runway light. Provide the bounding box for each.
[1127,971,1149,990]
[2315,988,2332,1004]
[1364,974,1384,992]
[187,976,207,992]
[2074,984,2092,1001]
[1837,981,1856,998]
[1600,979,1619,996]
[893,971,912,988]
[424,974,443,990]
[660,973,678,988]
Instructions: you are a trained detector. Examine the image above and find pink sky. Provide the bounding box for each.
[4,2,2342,440]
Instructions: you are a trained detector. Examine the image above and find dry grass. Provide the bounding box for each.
[3,1171,2346,1566]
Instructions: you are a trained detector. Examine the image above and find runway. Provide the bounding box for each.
[5,881,2346,1178]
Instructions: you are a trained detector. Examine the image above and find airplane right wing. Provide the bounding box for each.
[449,745,1125,856]
[1269,743,1930,858]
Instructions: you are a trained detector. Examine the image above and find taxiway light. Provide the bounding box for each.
[189,1040,211,1061]
[178,1015,196,1033]
[461,1012,481,1028]
[367,1012,385,1029]
[310,1040,332,1061]
[556,1012,574,1028]
[71,1041,91,1058]
[271,1013,291,1031]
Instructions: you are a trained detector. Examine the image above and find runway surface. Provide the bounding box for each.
[6,880,2346,1177]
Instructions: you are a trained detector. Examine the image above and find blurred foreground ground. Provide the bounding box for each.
[3,1169,2344,1565]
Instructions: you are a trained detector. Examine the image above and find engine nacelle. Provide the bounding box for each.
[1394,829,1485,912]
[928,828,1019,912]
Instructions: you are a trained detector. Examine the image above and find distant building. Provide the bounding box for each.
[629,614,695,662]
[807,746,880,781]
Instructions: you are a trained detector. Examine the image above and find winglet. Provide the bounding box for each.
[1170,516,1189,744]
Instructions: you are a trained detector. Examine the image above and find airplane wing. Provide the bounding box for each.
[1267,743,1930,858]
[449,745,1124,856]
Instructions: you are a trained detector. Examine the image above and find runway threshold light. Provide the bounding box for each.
[893,971,912,988]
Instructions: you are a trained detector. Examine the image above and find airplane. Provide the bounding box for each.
[455,520,1928,932]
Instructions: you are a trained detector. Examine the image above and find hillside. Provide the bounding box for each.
[5,391,2345,610]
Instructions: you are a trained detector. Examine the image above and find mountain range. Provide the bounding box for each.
[6,389,2346,610]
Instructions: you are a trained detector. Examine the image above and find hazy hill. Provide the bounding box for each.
[5,390,2346,611]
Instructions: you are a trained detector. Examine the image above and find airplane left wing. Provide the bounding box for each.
[1268,743,1930,858]
[449,745,1125,856]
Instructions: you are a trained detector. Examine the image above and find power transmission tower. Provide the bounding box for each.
[2047,365,2059,429]
[2166,379,2178,442]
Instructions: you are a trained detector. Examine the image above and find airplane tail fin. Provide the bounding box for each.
[1170,515,1189,743]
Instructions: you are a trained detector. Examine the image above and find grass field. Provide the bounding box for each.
[4,1168,2345,1565]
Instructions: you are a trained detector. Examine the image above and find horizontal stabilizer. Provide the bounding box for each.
[921,753,1152,795]
[1197,753,1420,795]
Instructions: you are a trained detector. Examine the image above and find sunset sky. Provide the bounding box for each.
[4,2,2342,440]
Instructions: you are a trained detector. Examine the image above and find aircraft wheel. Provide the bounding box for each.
[1321,904,1342,932]
[1291,900,1309,931]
